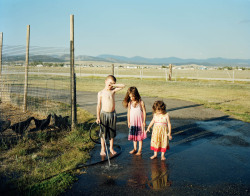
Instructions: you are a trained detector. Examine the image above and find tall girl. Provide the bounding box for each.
[146,100,172,160]
[123,87,147,155]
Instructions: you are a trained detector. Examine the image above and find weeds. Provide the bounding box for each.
[27,172,77,196]
[0,107,96,195]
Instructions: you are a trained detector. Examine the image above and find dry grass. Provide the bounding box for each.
[4,65,250,79]
[73,77,250,122]
[0,103,96,195]
[2,66,250,123]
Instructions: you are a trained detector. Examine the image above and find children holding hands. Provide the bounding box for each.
[96,77,171,161]
[123,87,147,156]
[146,100,172,160]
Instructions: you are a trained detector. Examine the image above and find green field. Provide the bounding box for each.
[2,66,250,122]
[3,65,250,80]
[75,77,250,122]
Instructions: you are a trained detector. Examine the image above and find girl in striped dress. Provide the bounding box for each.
[146,101,172,160]
[123,87,147,155]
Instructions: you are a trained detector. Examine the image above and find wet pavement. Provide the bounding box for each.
[62,92,250,195]
[5,86,250,195]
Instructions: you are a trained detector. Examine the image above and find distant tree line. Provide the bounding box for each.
[217,66,249,70]
[29,61,64,67]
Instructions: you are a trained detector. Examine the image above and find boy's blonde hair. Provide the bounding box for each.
[106,75,116,83]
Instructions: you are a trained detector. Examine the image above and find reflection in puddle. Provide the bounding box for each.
[127,155,148,188]
[148,159,171,190]
[127,155,171,190]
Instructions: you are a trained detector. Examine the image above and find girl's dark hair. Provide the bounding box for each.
[123,86,141,108]
[152,100,167,114]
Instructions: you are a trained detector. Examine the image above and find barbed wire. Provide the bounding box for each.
[0,45,71,125]
[2,44,69,58]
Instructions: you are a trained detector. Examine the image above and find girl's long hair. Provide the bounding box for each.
[123,86,141,108]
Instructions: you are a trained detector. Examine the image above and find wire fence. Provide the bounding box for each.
[71,65,250,82]
[1,44,250,134]
[0,45,71,133]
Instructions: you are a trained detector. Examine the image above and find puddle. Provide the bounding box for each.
[196,120,250,146]
[100,163,122,171]
[64,117,250,195]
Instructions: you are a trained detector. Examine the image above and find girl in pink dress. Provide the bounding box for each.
[146,101,172,160]
[123,87,147,155]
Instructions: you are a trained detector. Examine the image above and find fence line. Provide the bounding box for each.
[1,43,250,127]
[1,44,71,122]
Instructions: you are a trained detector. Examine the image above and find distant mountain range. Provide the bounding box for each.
[3,54,250,67]
[94,55,250,67]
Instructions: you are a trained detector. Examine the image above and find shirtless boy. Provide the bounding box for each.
[96,75,125,156]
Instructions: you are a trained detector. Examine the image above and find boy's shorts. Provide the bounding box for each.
[100,110,117,140]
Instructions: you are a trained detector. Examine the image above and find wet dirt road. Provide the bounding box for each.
[62,92,250,196]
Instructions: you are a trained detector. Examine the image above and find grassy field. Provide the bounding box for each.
[1,66,249,195]
[11,75,248,122]
[2,66,250,122]
[74,77,250,122]
[3,65,250,80]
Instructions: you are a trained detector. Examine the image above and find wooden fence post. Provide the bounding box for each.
[112,64,114,75]
[23,25,30,112]
[0,32,3,78]
[168,64,172,81]
[0,32,3,101]
[70,15,77,129]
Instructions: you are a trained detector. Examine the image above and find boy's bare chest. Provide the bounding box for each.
[102,91,114,100]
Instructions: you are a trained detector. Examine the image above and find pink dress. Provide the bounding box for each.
[128,102,147,141]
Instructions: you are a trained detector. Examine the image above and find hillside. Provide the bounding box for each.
[3,54,250,67]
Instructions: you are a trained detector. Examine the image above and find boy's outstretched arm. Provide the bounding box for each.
[112,84,125,92]
[96,92,102,124]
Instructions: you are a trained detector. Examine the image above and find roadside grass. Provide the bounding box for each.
[0,107,97,195]
[73,77,250,122]
[3,72,250,123]
[6,75,249,122]
[5,66,250,79]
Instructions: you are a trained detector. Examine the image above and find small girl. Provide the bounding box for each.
[123,86,147,155]
[146,100,172,160]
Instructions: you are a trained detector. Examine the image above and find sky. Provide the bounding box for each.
[0,0,250,59]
